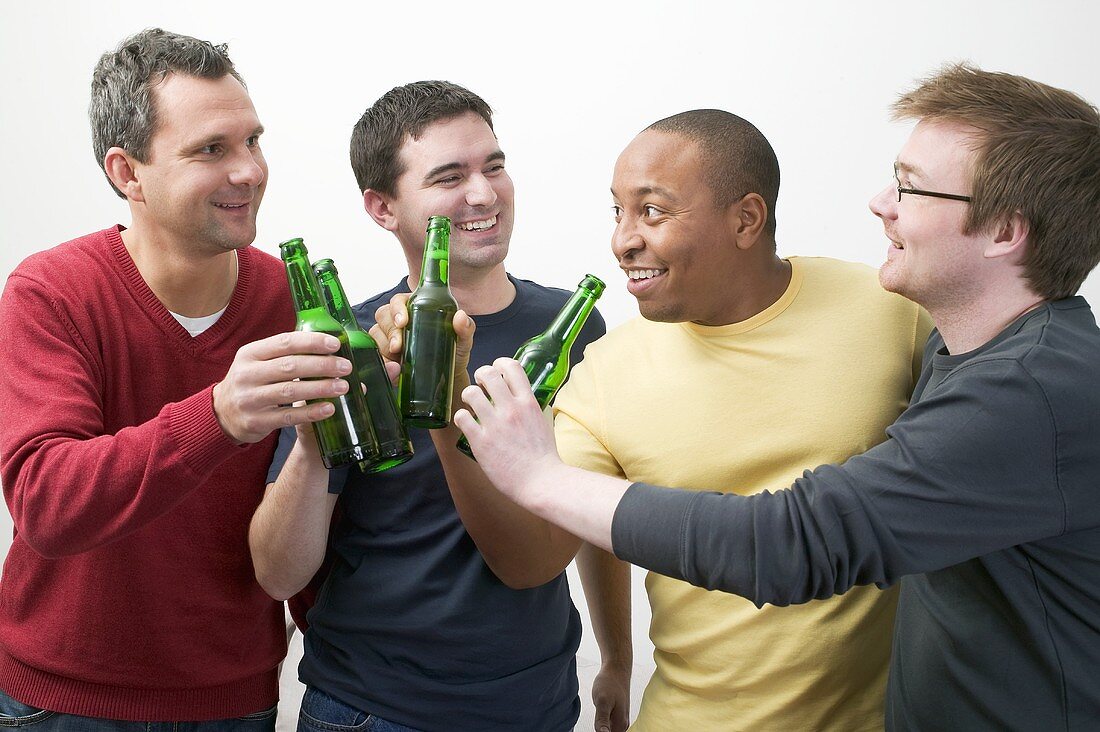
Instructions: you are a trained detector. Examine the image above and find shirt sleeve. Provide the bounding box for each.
[611,357,1068,607]
[553,351,625,479]
[0,272,243,558]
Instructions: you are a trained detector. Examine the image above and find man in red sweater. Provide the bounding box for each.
[0,29,351,729]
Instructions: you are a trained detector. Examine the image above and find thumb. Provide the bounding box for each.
[454,311,475,363]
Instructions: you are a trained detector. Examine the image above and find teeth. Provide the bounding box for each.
[215,203,246,209]
[457,216,497,231]
[627,269,664,280]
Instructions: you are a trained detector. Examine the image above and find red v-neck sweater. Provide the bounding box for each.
[0,226,295,720]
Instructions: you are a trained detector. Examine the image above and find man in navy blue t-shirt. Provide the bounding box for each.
[250,81,604,731]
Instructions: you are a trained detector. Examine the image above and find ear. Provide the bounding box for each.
[729,193,769,251]
[103,146,144,202]
[986,212,1030,264]
[363,189,399,232]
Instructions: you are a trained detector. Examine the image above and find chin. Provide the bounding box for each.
[637,303,683,324]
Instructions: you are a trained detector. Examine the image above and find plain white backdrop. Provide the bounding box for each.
[2,1,1099,729]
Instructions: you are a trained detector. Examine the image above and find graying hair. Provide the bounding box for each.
[89,28,244,198]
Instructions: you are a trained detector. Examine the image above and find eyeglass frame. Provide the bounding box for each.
[894,163,972,203]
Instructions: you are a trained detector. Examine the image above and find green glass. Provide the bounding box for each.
[279,238,379,471]
[313,258,414,473]
[399,216,458,429]
[457,274,605,458]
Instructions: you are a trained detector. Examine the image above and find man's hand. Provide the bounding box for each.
[371,293,476,400]
[454,357,563,500]
[456,357,627,551]
[212,331,352,444]
[592,663,631,732]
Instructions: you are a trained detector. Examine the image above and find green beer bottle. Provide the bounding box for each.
[399,216,458,429]
[313,258,414,473]
[279,238,379,471]
[457,274,605,458]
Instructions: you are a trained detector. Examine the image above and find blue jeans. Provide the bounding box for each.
[297,687,422,732]
[0,688,276,731]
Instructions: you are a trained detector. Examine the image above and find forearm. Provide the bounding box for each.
[434,421,585,588]
[510,461,628,555]
[611,476,889,606]
[577,542,633,669]
[2,387,239,557]
[249,438,337,600]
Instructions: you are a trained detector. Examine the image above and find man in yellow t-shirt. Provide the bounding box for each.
[559,110,932,730]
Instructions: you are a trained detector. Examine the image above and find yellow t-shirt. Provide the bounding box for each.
[555,257,932,731]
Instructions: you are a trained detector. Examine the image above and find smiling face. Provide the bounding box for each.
[382,112,514,273]
[869,119,987,310]
[610,130,745,325]
[129,73,267,256]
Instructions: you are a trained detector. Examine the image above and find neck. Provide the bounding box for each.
[406,260,515,316]
[121,227,239,317]
[927,279,1046,354]
[703,255,791,326]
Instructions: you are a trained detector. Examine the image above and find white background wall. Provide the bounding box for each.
[2,1,1099,728]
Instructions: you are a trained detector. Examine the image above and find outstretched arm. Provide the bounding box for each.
[460,356,1074,608]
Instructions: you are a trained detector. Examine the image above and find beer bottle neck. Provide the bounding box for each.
[285,254,324,313]
[543,290,598,350]
[318,272,356,328]
[418,231,450,286]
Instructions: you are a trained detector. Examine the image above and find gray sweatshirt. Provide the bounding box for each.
[613,296,1100,730]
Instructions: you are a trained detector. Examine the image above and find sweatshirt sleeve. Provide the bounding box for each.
[611,357,1069,606]
[0,271,243,558]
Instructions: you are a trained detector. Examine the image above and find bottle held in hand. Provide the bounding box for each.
[457,274,605,458]
[399,216,459,429]
[313,258,414,473]
[280,238,379,471]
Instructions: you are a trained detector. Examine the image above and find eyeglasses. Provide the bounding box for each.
[894,163,972,203]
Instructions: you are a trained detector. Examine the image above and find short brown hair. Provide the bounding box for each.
[893,63,1100,300]
[350,81,494,196]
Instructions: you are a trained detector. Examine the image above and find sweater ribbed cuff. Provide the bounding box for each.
[166,385,245,478]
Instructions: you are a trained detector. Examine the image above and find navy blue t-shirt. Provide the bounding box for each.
[268,275,605,731]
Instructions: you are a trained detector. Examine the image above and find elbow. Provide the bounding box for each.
[490,561,566,590]
[15,517,100,559]
[253,566,304,602]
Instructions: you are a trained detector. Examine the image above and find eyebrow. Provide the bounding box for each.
[610,184,677,200]
[895,161,926,179]
[423,149,506,183]
[187,125,265,150]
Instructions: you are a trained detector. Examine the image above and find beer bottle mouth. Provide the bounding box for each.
[427,215,451,232]
[279,237,307,257]
[580,274,606,298]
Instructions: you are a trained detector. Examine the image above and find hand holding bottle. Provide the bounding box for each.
[371,293,477,414]
[454,357,564,497]
[212,331,352,445]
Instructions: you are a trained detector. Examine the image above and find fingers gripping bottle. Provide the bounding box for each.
[279,238,379,470]
[399,216,459,429]
[457,274,605,458]
[313,258,414,473]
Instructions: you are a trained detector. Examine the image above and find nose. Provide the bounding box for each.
[869,184,897,222]
[229,147,266,188]
[611,216,644,262]
[465,173,497,207]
